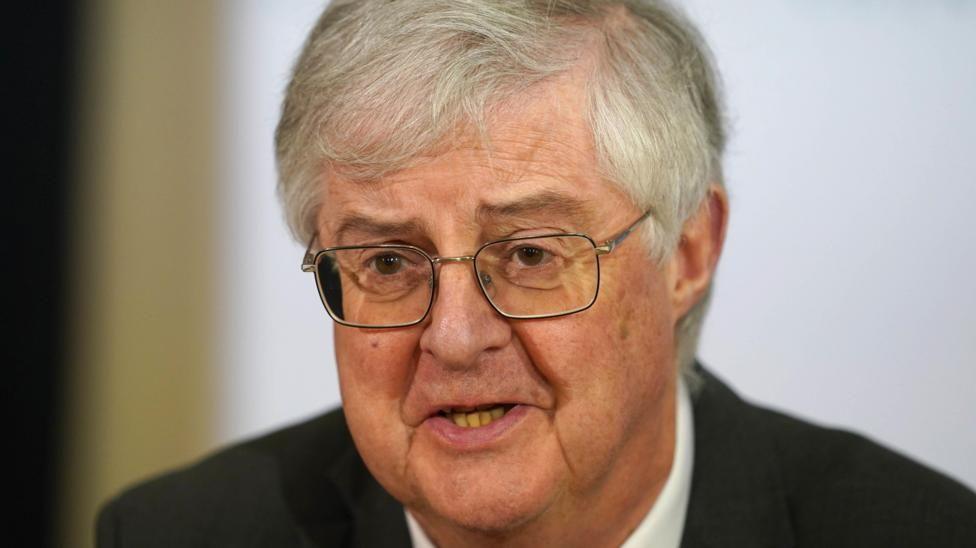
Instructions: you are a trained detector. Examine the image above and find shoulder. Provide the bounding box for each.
[690,367,976,547]
[758,406,976,546]
[96,409,359,547]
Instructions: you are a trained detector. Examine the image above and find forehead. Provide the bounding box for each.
[318,75,631,239]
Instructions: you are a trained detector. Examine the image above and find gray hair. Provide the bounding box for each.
[275,0,726,383]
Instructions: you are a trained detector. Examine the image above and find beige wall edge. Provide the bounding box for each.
[61,1,218,545]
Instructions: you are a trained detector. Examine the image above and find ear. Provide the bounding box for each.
[667,184,729,320]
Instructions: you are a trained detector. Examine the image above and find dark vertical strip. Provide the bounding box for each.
[5,2,80,546]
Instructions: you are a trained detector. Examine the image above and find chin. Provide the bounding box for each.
[410,453,562,535]
[430,489,542,534]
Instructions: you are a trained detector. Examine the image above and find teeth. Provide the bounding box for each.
[444,405,511,428]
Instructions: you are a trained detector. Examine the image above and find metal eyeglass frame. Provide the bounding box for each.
[301,210,652,328]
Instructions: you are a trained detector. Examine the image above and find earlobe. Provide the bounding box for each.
[668,184,729,319]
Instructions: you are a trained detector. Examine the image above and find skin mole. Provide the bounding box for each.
[618,306,633,341]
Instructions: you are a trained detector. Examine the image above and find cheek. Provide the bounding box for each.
[518,265,673,393]
[335,327,419,398]
[511,265,675,485]
[596,265,676,409]
[334,327,421,499]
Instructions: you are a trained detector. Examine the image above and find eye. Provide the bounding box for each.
[514,246,547,266]
[372,253,404,275]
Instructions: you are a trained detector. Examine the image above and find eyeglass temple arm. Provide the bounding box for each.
[301,233,318,272]
[595,210,653,255]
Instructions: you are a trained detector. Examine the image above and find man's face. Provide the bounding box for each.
[317,78,681,540]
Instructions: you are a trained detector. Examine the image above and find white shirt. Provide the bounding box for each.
[406,380,695,548]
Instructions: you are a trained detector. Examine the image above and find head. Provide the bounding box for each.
[277,0,727,543]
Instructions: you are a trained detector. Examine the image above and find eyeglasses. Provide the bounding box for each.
[301,211,652,328]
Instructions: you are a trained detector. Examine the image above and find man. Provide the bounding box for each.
[98,1,976,546]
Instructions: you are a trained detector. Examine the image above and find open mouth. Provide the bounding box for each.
[437,404,516,428]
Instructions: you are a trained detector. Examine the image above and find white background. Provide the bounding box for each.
[217,1,976,489]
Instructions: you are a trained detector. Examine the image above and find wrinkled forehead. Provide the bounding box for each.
[318,74,630,242]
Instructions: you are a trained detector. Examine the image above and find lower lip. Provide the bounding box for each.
[422,404,530,450]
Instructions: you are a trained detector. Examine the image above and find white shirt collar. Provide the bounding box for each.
[406,379,695,548]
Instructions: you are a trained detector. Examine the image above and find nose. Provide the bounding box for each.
[418,259,511,369]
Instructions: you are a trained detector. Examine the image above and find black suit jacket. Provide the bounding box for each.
[97,368,976,547]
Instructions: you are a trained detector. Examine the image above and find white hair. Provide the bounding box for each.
[275,0,726,384]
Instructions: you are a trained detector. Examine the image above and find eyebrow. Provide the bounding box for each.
[476,190,593,225]
[333,215,427,243]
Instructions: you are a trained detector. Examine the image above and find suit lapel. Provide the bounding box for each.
[680,366,795,548]
[324,432,412,547]
[273,409,410,547]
